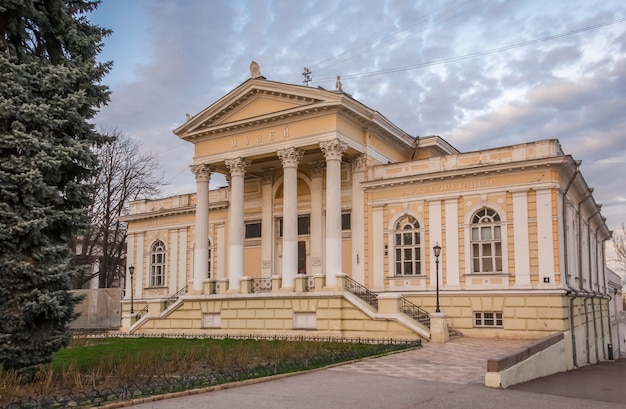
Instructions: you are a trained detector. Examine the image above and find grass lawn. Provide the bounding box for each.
[2,336,420,408]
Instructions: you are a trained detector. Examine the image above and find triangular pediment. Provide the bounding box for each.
[225,96,303,122]
[174,79,344,140]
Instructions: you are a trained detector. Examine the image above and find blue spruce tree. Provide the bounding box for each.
[0,0,111,371]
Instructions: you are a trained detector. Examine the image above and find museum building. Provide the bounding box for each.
[120,65,623,366]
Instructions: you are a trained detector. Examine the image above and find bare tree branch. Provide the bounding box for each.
[75,129,165,288]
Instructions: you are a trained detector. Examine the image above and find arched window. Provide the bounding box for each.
[150,240,166,286]
[471,208,502,273]
[394,215,422,275]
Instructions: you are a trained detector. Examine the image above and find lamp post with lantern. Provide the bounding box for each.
[433,244,441,313]
[128,265,135,314]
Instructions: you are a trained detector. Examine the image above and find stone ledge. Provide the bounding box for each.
[487,332,564,372]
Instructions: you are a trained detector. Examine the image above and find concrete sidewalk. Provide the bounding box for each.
[108,338,626,409]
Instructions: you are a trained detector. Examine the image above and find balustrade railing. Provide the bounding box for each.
[135,305,149,320]
[343,276,378,309]
[400,297,430,328]
[164,285,188,310]
[252,277,272,293]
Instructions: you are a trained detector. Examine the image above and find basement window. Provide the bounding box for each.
[202,313,221,329]
[293,312,317,329]
[474,311,503,328]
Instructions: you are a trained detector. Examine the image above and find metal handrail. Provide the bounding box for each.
[252,278,272,293]
[164,285,188,309]
[135,305,149,320]
[343,276,378,309]
[400,297,430,328]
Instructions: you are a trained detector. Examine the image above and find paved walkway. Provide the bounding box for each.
[109,337,626,409]
[329,337,528,384]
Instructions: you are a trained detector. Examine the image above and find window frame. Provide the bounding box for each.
[149,239,166,287]
[474,311,503,328]
[245,221,262,239]
[470,207,503,274]
[392,214,423,276]
[277,215,311,237]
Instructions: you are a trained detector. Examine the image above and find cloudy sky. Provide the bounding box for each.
[88,0,626,240]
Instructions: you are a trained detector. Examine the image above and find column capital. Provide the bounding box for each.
[190,163,213,182]
[260,167,274,185]
[277,147,304,168]
[351,154,368,172]
[225,157,250,177]
[320,139,347,161]
[309,160,325,177]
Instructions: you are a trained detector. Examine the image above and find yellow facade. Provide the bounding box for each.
[121,75,613,364]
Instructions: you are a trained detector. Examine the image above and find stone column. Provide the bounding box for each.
[191,164,212,292]
[309,161,325,277]
[320,139,347,287]
[225,157,249,291]
[277,147,303,289]
[260,168,274,278]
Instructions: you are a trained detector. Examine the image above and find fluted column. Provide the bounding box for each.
[277,147,303,289]
[191,164,212,292]
[320,139,347,287]
[225,157,249,291]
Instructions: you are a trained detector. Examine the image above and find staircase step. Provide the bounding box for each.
[448,329,463,340]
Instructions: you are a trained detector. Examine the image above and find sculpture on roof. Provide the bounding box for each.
[336,75,343,92]
[250,61,262,78]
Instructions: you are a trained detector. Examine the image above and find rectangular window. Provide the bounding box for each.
[278,215,311,237]
[341,213,351,230]
[245,222,262,239]
[297,216,310,235]
[474,311,503,328]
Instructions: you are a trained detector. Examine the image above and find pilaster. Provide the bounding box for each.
[260,168,274,278]
[351,155,367,284]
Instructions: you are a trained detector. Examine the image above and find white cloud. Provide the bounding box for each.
[90,0,626,230]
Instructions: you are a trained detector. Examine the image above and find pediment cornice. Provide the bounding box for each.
[173,79,416,150]
[175,79,344,140]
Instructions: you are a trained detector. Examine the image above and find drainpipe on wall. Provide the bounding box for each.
[601,231,615,360]
[577,189,594,364]
[563,160,581,367]
[587,210,602,362]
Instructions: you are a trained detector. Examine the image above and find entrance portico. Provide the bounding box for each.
[190,137,351,293]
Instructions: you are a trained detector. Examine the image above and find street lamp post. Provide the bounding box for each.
[433,243,441,313]
[129,265,135,314]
